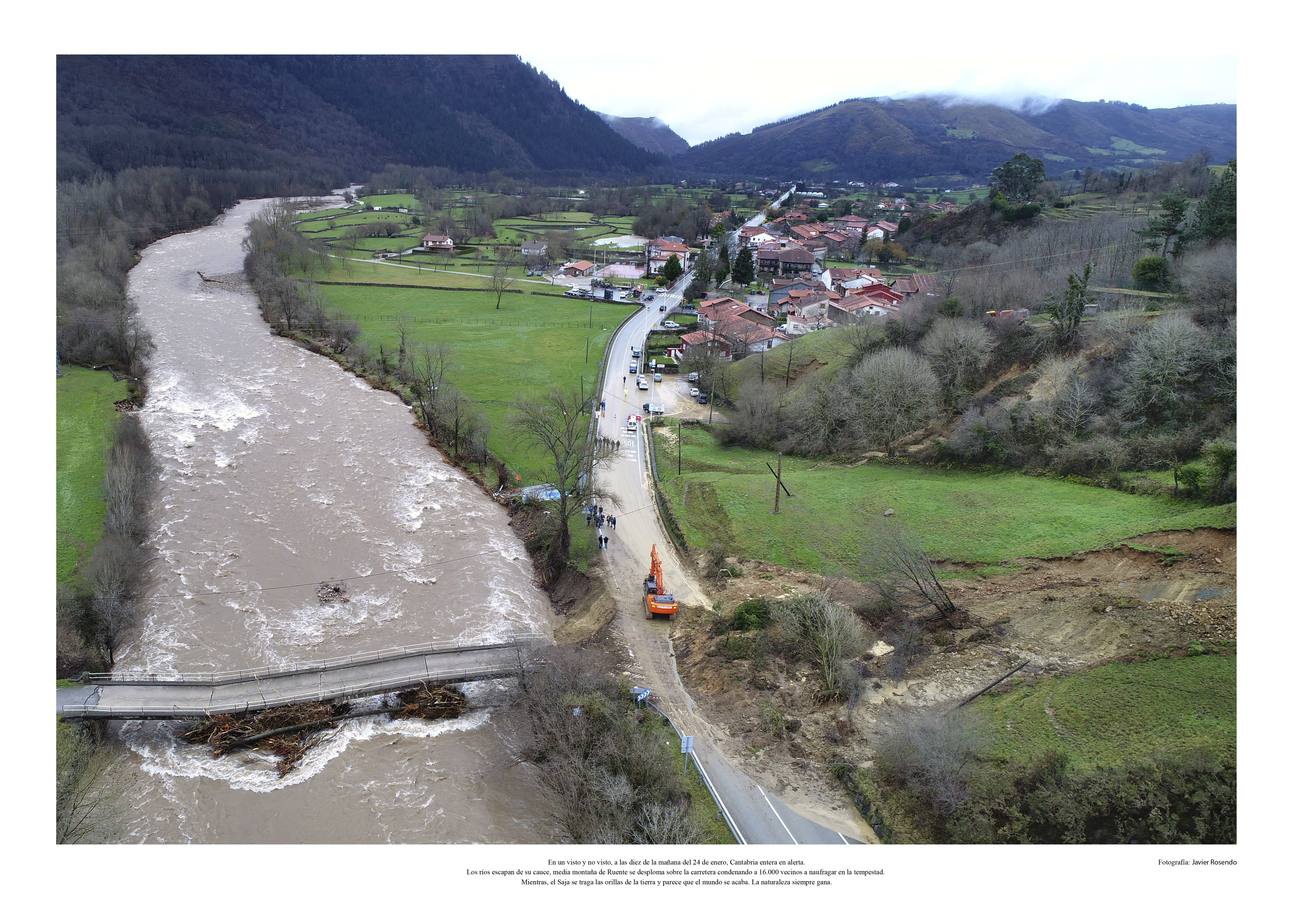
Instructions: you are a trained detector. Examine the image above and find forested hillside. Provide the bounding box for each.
[57,55,661,181]
[681,97,1236,181]
[598,113,690,157]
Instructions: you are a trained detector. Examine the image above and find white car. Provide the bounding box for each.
[662,320,680,329]
[689,387,700,397]
[637,378,649,390]
[653,373,662,383]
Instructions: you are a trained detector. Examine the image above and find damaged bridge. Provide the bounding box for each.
[56,636,544,720]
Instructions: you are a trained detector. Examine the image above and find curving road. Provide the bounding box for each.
[588,192,868,844]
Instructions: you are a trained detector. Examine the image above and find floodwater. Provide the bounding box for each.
[104,198,555,843]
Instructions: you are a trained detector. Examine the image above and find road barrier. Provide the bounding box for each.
[641,696,745,844]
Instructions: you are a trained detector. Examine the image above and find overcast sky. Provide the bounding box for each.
[522,52,1237,147]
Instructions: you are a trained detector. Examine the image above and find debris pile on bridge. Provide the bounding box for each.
[182,701,349,777]
[179,686,469,777]
[389,683,467,721]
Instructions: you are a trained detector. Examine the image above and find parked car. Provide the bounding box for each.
[629,362,637,374]
[689,387,700,397]
[637,378,649,390]
[563,288,581,298]
[687,372,700,383]
[631,347,641,358]
[658,304,666,312]
[626,417,638,432]
[697,392,709,404]
[653,372,662,383]
[662,320,680,329]
[644,293,655,301]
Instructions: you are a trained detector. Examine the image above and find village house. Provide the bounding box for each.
[560,260,595,277]
[717,317,787,355]
[830,214,870,233]
[839,295,900,317]
[520,240,549,262]
[769,277,820,306]
[676,329,733,359]
[820,267,881,292]
[420,233,455,253]
[848,282,904,306]
[892,273,942,302]
[698,296,777,330]
[757,245,817,278]
[647,238,690,275]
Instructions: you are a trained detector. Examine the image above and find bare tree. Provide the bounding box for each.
[407,342,453,433]
[839,320,887,366]
[861,517,956,619]
[57,722,114,843]
[876,710,982,817]
[510,386,615,569]
[85,534,147,665]
[1120,312,1208,426]
[492,248,518,310]
[776,592,869,699]
[921,318,993,407]
[851,347,939,457]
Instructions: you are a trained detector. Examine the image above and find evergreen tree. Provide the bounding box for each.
[731,247,755,284]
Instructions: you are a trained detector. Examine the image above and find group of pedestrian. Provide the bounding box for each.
[597,435,621,452]
[587,503,618,550]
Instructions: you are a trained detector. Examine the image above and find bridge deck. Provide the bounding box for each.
[57,639,538,719]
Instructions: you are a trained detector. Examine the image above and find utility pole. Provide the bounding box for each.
[677,419,682,475]
[767,454,792,514]
[784,344,794,388]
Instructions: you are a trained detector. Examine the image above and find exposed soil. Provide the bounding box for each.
[671,528,1236,821]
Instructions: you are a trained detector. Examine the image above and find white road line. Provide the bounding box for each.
[690,753,747,845]
[758,785,800,844]
[837,831,849,844]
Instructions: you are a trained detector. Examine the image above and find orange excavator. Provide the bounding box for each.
[643,544,679,619]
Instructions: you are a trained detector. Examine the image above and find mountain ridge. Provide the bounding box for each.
[57,55,662,181]
[680,96,1236,182]
[597,113,690,157]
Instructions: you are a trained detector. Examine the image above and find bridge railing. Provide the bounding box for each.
[78,633,546,686]
[61,658,534,718]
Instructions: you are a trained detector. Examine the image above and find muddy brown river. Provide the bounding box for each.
[105,197,555,842]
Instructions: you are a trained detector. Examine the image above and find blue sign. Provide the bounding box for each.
[681,735,694,754]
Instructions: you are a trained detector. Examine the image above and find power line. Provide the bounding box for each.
[89,544,518,605]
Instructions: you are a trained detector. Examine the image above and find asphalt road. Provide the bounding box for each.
[589,201,867,843]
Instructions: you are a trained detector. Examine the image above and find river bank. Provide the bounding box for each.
[98,197,558,842]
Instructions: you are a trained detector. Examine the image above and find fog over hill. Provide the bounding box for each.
[679,95,1236,182]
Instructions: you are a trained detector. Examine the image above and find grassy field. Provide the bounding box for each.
[975,653,1236,771]
[57,367,128,586]
[656,427,1235,569]
[307,261,633,482]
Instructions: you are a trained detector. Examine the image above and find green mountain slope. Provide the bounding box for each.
[57,55,662,181]
[681,96,1235,181]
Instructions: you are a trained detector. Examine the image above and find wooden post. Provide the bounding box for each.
[773,453,782,513]
[677,420,682,475]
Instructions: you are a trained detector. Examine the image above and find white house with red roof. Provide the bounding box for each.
[647,238,690,275]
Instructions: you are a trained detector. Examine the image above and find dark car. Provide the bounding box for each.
[697,392,709,404]
[658,304,666,312]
